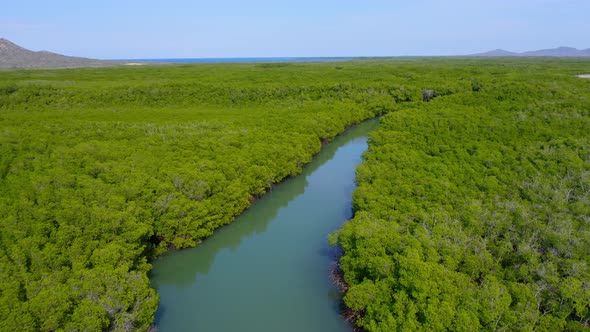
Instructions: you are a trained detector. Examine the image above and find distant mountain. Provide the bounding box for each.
[0,38,125,69]
[472,46,590,57]
[473,49,519,57]
[521,47,590,57]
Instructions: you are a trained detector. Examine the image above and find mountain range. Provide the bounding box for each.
[472,46,590,57]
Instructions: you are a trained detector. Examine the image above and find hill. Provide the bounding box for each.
[0,38,124,69]
[471,49,519,57]
[522,46,590,57]
[472,46,590,57]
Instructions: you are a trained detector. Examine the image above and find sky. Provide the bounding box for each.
[2,0,589,59]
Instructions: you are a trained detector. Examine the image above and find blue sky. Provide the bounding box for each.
[2,0,589,59]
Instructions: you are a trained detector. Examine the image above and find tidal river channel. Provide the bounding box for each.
[150,118,379,332]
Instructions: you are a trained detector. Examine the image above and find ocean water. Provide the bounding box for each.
[122,57,354,64]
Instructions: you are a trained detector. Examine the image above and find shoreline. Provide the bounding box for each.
[150,114,383,331]
[148,115,385,329]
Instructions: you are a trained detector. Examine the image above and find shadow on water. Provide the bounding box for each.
[150,118,379,330]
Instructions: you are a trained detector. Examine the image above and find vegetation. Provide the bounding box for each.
[0,59,589,330]
[334,60,590,331]
[0,62,398,331]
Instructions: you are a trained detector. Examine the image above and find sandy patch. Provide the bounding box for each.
[577,74,590,78]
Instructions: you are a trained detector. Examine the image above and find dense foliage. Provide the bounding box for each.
[0,62,401,331]
[335,61,590,331]
[1,59,589,330]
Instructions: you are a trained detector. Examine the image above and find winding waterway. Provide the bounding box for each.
[150,118,379,332]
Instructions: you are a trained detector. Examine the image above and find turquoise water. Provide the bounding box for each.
[150,119,378,332]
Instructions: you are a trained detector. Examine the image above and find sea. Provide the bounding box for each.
[121,57,355,64]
